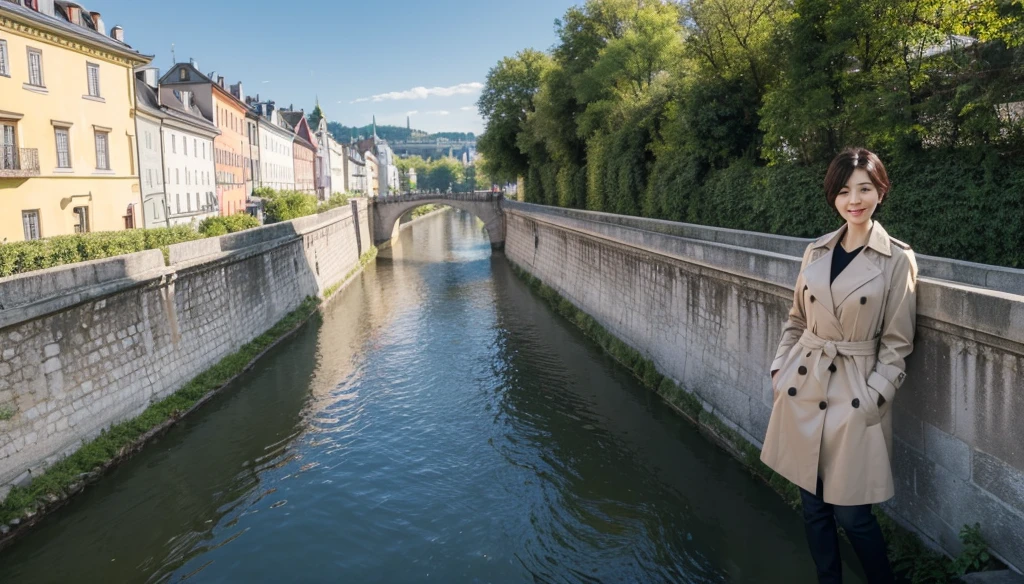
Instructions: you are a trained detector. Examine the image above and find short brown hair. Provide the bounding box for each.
[824,148,891,211]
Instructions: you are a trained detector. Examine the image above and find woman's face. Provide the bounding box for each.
[834,168,881,227]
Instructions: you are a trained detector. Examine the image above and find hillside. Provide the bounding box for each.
[326,122,475,144]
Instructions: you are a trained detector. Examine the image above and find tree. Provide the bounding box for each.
[307,102,324,130]
[477,49,553,182]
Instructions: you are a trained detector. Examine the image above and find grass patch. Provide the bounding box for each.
[0,296,323,528]
[324,247,377,300]
[508,260,999,583]
[0,406,14,422]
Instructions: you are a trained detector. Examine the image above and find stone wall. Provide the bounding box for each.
[503,200,1024,571]
[0,199,372,498]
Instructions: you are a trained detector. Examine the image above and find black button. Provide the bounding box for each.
[788,387,797,396]
[806,352,812,358]
[819,401,827,410]
[860,297,867,305]
[852,398,860,408]
[828,364,836,373]
[810,295,816,303]
[798,366,807,375]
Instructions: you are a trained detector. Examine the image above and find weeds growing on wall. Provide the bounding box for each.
[509,261,1001,583]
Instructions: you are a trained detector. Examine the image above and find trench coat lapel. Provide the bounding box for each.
[802,249,843,337]
[831,248,882,309]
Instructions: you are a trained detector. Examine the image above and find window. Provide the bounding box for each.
[175,193,181,214]
[1,122,16,170]
[187,192,192,212]
[183,137,187,156]
[171,135,176,154]
[186,167,190,185]
[202,142,206,159]
[146,168,152,187]
[54,127,71,168]
[86,62,100,97]
[22,210,40,240]
[124,205,135,229]
[195,192,200,210]
[72,206,89,233]
[0,39,9,77]
[27,47,43,86]
[176,168,179,184]
[178,68,187,81]
[94,131,109,169]
[193,138,197,156]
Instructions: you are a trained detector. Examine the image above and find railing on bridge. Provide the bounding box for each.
[373,191,505,205]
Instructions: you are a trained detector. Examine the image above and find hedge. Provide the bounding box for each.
[0,225,203,278]
[638,148,1024,269]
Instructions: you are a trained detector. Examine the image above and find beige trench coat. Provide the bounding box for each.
[760,221,918,506]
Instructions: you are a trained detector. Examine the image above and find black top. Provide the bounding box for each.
[830,244,864,284]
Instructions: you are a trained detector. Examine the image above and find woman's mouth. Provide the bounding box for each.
[848,209,865,217]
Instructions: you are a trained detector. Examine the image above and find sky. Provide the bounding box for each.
[84,0,580,135]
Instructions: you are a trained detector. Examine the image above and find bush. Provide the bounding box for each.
[320,192,351,212]
[198,213,260,237]
[0,226,206,278]
[263,190,319,223]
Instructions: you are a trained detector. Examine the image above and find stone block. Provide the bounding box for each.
[972,449,1024,514]
[959,572,1024,584]
[924,422,973,481]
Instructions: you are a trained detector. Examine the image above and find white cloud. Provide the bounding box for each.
[460,106,476,112]
[350,82,483,104]
[406,110,419,116]
[426,110,450,116]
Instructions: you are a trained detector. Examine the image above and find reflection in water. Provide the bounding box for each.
[0,210,864,584]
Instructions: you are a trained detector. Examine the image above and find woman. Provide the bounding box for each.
[760,148,918,583]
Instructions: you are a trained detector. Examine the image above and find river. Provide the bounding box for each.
[0,210,866,583]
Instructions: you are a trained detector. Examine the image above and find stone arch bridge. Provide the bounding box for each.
[371,192,506,250]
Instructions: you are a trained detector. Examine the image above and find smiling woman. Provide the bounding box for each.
[763,148,918,584]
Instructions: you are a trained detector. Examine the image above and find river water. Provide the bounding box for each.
[0,210,867,583]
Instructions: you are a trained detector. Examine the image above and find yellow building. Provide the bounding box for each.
[0,1,151,242]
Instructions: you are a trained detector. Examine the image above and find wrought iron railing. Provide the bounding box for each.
[0,147,41,177]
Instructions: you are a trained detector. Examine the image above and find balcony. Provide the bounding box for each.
[0,147,41,178]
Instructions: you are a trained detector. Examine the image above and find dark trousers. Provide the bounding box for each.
[799,479,894,584]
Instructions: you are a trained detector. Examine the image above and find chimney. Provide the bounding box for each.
[137,67,158,88]
[90,12,105,35]
[66,5,80,24]
[230,82,243,100]
[110,25,124,42]
[35,0,55,16]
[190,58,199,70]
[217,76,225,88]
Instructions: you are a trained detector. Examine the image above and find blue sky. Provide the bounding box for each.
[85,0,580,134]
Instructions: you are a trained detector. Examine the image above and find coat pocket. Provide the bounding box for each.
[851,361,882,427]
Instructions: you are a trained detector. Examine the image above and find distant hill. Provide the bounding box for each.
[326,122,475,144]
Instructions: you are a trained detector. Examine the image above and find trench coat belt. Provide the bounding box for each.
[797,330,879,383]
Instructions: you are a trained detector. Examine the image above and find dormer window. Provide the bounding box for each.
[178,68,187,81]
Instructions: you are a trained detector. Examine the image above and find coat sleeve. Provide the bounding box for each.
[770,243,814,374]
[867,248,918,404]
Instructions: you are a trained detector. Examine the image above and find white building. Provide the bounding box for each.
[348,148,368,196]
[134,67,219,227]
[328,135,348,194]
[248,99,295,192]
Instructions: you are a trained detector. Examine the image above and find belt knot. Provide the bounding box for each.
[823,342,837,359]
